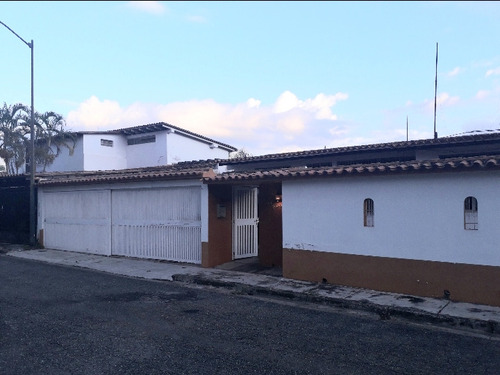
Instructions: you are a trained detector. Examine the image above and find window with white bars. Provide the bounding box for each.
[364,198,374,227]
[464,196,478,230]
[100,139,113,147]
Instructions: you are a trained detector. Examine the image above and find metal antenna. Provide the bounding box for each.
[406,115,409,141]
[433,42,438,139]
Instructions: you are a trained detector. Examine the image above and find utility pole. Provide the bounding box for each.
[433,42,438,140]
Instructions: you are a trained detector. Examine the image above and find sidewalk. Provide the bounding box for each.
[5,247,500,335]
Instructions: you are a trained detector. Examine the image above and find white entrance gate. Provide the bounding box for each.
[40,184,203,264]
[41,189,111,256]
[232,186,258,259]
[111,187,202,263]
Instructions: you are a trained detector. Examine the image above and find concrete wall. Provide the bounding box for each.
[167,132,231,163]
[41,136,84,172]
[41,130,232,172]
[126,132,167,168]
[281,170,500,306]
[204,185,233,267]
[83,134,127,171]
[283,171,500,266]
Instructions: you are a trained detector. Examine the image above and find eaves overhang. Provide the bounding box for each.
[221,131,500,167]
[204,155,500,184]
[37,163,218,187]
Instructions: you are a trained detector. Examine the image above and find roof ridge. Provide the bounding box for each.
[224,131,500,164]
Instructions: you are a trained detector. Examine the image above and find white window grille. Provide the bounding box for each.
[364,198,374,227]
[464,196,478,230]
[127,135,156,145]
[100,139,113,147]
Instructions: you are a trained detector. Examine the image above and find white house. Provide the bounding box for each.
[203,131,500,307]
[35,130,500,306]
[40,122,237,172]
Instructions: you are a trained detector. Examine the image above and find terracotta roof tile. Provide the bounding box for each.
[205,154,500,183]
[223,131,500,165]
[37,160,218,186]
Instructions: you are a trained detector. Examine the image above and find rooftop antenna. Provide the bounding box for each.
[433,42,438,139]
[406,115,409,141]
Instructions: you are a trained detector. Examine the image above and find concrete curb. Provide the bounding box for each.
[171,273,499,335]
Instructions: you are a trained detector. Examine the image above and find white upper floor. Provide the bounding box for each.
[40,122,237,172]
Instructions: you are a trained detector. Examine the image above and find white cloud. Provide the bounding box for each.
[246,98,261,108]
[186,15,207,23]
[447,67,462,77]
[486,67,500,77]
[476,90,490,100]
[422,92,460,113]
[127,1,166,15]
[273,91,301,114]
[273,90,348,120]
[66,90,350,155]
[436,92,460,107]
[66,96,123,130]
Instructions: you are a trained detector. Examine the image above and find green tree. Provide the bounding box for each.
[230,148,252,159]
[0,103,29,174]
[0,102,75,174]
[34,111,76,172]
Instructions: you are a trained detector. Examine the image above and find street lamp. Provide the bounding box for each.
[1,20,36,246]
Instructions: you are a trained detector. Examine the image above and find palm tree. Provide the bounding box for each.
[0,102,75,174]
[0,103,30,174]
[34,111,76,172]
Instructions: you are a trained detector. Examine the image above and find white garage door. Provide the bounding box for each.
[42,190,111,255]
[111,187,202,263]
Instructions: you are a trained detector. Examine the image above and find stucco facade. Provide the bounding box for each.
[40,122,236,173]
[281,170,500,306]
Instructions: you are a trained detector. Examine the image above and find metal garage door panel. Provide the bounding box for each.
[43,190,111,255]
[111,187,201,263]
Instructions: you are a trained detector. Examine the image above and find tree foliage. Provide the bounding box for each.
[0,102,75,174]
[229,148,252,159]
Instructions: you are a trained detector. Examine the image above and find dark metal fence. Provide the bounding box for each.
[0,176,31,244]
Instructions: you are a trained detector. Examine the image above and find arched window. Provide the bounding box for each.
[464,196,478,230]
[364,198,374,227]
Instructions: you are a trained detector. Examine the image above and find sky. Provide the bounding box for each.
[1,1,500,156]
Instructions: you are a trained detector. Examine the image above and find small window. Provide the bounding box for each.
[127,135,156,145]
[464,196,478,230]
[364,198,374,227]
[101,139,113,147]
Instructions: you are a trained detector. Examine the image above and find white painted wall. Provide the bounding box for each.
[39,130,232,172]
[126,132,168,168]
[38,136,84,173]
[282,170,500,267]
[83,134,127,171]
[167,132,231,163]
[41,134,128,172]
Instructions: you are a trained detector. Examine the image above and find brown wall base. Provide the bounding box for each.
[203,185,233,268]
[283,248,500,307]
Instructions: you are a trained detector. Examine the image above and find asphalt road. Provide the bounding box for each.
[1,255,499,375]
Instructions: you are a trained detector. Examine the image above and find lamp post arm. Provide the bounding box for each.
[0,20,31,48]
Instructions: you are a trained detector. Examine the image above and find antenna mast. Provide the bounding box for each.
[433,42,438,139]
[406,115,409,141]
